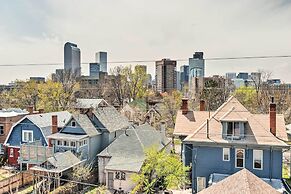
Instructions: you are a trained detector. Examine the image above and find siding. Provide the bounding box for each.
[186,145,283,191]
[61,118,86,134]
[6,118,47,147]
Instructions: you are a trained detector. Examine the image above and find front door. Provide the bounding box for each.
[108,172,114,189]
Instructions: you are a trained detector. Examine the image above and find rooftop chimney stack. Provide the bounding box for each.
[270,97,276,136]
[181,98,189,115]
[51,115,58,134]
[27,106,34,115]
[200,100,206,111]
[38,109,44,114]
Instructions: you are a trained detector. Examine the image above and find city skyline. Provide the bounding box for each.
[1,1,291,84]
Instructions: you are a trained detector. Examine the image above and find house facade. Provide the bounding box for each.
[98,124,171,193]
[4,111,71,167]
[0,109,28,154]
[174,96,289,193]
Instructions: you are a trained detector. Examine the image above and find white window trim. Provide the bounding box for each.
[223,148,230,161]
[253,150,263,170]
[22,130,33,142]
[71,121,76,127]
[197,177,206,192]
[226,122,241,139]
[9,148,14,157]
[235,148,245,168]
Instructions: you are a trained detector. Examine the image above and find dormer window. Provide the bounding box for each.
[227,122,240,138]
[222,121,245,140]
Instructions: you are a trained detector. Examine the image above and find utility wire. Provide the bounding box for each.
[0,55,291,67]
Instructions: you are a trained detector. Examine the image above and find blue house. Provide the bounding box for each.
[174,96,289,193]
[48,104,131,163]
[4,111,71,167]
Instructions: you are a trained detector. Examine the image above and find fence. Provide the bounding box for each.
[0,170,34,193]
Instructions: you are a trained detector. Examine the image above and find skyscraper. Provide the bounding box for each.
[155,59,177,93]
[189,52,205,86]
[64,42,81,77]
[96,52,107,73]
[89,63,100,78]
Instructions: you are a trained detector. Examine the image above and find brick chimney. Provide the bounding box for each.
[270,97,276,136]
[27,106,34,115]
[38,109,44,114]
[51,115,58,134]
[200,100,206,111]
[181,98,188,115]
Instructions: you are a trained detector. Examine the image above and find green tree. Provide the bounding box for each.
[131,147,189,194]
[233,86,257,112]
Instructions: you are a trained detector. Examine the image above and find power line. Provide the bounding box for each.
[0,54,291,67]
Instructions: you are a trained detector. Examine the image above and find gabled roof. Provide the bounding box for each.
[71,113,101,136]
[184,96,288,147]
[0,108,28,117]
[198,169,280,194]
[25,111,71,137]
[75,98,108,109]
[98,124,171,172]
[93,106,130,133]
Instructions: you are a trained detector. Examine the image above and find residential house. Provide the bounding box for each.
[98,123,171,193]
[174,96,289,193]
[4,111,71,167]
[75,98,108,113]
[0,108,28,154]
[48,104,131,163]
[198,168,280,194]
[48,112,102,162]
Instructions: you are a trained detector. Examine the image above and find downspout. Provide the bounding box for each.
[192,148,197,194]
[269,147,273,181]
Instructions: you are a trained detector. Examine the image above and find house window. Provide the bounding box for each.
[226,122,240,138]
[9,148,14,158]
[115,171,126,180]
[0,144,4,154]
[70,141,76,147]
[83,139,87,145]
[57,140,62,146]
[253,150,263,170]
[22,130,33,142]
[197,177,206,192]
[71,121,76,127]
[0,124,4,135]
[63,140,69,146]
[79,141,83,147]
[223,148,230,161]
[235,149,245,168]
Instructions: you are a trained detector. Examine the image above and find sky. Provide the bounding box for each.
[0,0,291,84]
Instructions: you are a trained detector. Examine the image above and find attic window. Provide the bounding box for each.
[227,122,240,138]
[71,121,76,127]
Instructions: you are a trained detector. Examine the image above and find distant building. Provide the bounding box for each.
[176,71,182,91]
[237,72,248,80]
[29,77,45,83]
[155,59,177,93]
[64,42,81,77]
[267,79,281,85]
[96,52,107,73]
[225,72,236,80]
[89,63,100,78]
[189,52,205,87]
[180,65,189,90]
[232,78,246,88]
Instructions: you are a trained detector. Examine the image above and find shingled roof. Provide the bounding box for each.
[198,169,280,194]
[71,113,101,136]
[183,96,288,147]
[93,106,130,133]
[98,124,171,172]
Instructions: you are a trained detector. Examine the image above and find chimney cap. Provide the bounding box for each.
[271,96,275,103]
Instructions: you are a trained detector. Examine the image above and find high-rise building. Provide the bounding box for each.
[96,52,107,73]
[237,72,249,80]
[89,63,100,78]
[155,59,177,93]
[226,72,237,80]
[189,52,205,86]
[180,65,189,90]
[64,42,81,77]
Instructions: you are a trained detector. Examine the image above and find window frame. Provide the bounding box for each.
[71,121,76,127]
[0,124,4,136]
[222,148,230,161]
[9,148,14,158]
[253,149,263,170]
[235,148,245,168]
[197,177,206,192]
[22,130,33,143]
[226,122,241,139]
